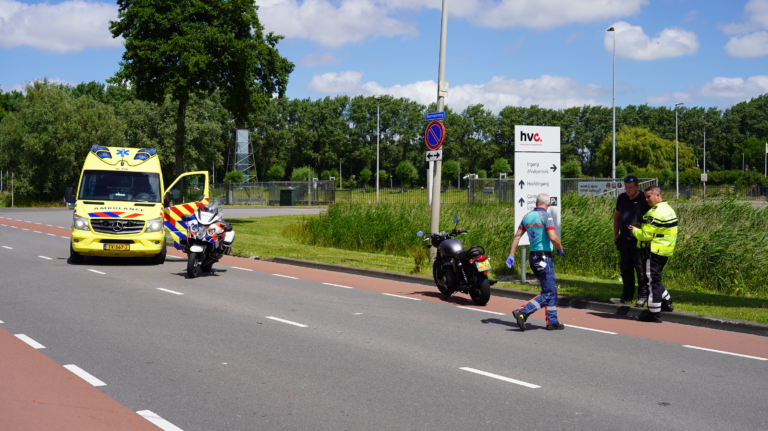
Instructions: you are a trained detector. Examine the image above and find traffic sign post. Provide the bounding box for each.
[513,126,561,281]
[425,120,446,150]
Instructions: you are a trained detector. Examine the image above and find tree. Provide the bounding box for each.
[223,170,245,183]
[597,127,695,175]
[267,165,285,181]
[358,168,372,187]
[0,81,126,200]
[441,160,459,187]
[110,0,294,176]
[291,166,315,182]
[490,158,510,179]
[395,160,418,189]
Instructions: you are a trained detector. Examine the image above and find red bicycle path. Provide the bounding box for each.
[1,216,766,430]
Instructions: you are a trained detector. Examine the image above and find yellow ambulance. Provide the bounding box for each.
[65,145,209,264]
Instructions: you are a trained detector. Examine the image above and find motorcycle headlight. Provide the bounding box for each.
[145,217,164,232]
[72,213,90,231]
[189,223,199,233]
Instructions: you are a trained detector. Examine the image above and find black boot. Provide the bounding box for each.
[661,299,674,312]
[638,309,662,323]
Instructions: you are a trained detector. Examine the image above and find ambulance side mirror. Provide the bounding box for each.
[64,187,74,205]
[163,192,171,208]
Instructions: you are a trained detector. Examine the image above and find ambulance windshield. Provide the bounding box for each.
[78,170,161,202]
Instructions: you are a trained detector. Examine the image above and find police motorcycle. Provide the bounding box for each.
[417,217,495,306]
[181,203,235,278]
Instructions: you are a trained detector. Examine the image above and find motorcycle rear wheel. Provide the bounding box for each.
[470,275,491,306]
[433,260,454,297]
[187,252,202,278]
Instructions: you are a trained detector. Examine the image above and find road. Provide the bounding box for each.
[0,208,766,431]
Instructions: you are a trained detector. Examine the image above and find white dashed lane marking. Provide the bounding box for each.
[2,246,12,249]
[88,269,106,275]
[137,410,185,431]
[63,364,107,387]
[266,316,308,328]
[231,266,253,271]
[38,256,52,260]
[564,324,617,335]
[15,334,45,349]
[456,306,505,315]
[323,283,353,289]
[382,293,420,301]
[272,274,298,279]
[684,345,767,361]
[460,367,541,389]
[157,288,184,296]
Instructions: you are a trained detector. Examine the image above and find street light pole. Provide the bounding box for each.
[375,95,381,202]
[607,26,616,179]
[429,0,449,259]
[703,122,710,198]
[675,102,684,198]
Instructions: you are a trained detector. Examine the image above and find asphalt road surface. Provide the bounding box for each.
[0,209,766,431]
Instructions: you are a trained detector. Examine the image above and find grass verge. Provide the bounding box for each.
[229,214,768,325]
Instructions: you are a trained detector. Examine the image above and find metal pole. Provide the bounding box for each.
[339,158,342,189]
[611,28,616,180]
[521,246,526,283]
[675,102,683,198]
[429,0,448,259]
[703,125,707,198]
[376,97,380,202]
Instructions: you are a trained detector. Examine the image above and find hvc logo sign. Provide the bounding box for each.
[514,126,560,153]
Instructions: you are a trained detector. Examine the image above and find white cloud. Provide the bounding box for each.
[259,0,647,48]
[1,77,79,94]
[700,76,768,103]
[724,31,768,58]
[0,0,122,53]
[299,52,345,67]
[258,0,417,49]
[719,0,768,34]
[306,71,608,112]
[605,21,699,60]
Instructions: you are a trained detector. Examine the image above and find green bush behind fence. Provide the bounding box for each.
[294,195,768,297]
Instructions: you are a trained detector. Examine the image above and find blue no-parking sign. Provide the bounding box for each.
[424,121,446,150]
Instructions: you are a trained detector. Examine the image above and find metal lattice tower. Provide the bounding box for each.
[227,128,257,182]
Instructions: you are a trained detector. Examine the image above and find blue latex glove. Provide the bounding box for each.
[557,249,565,256]
[506,255,515,268]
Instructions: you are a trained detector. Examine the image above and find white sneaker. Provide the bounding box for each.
[636,298,647,307]
[610,297,631,304]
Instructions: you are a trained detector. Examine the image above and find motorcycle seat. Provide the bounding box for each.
[455,246,483,261]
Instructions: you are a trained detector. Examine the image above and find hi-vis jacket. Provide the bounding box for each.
[632,201,678,257]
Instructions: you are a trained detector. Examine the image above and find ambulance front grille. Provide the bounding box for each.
[91,219,145,235]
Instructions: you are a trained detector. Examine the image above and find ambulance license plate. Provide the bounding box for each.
[475,259,491,271]
[104,244,130,251]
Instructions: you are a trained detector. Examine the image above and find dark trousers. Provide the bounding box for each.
[642,249,672,314]
[616,239,646,301]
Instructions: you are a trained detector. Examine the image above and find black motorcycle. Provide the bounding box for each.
[417,217,495,306]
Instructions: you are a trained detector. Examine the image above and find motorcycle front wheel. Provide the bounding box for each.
[187,252,203,278]
[432,259,454,297]
[470,274,491,306]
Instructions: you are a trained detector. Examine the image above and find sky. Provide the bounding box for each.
[1,0,767,113]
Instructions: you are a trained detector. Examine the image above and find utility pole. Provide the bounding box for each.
[429,0,448,259]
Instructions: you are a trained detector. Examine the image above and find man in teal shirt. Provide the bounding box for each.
[506,193,565,331]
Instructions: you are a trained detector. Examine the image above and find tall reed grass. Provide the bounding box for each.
[293,196,768,297]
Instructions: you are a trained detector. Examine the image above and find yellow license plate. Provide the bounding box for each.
[104,244,130,251]
[475,259,491,271]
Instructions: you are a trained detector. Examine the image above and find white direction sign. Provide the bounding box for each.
[425,150,443,162]
[514,125,561,246]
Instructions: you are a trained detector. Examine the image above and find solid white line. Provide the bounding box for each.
[266,316,308,328]
[683,345,767,361]
[2,246,12,249]
[137,410,185,431]
[564,324,617,335]
[0,320,4,323]
[157,288,184,296]
[56,226,65,229]
[47,233,56,236]
[88,269,106,275]
[323,283,353,289]
[0,224,5,226]
[382,293,421,301]
[10,226,17,228]
[231,266,253,271]
[20,228,28,231]
[166,255,184,259]
[460,367,540,388]
[457,306,505,315]
[38,256,52,260]
[15,334,45,349]
[33,231,42,233]
[63,364,107,387]
[45,224,52,226]
[272,274,298,279]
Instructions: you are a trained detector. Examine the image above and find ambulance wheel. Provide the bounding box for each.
[187,252,202,278]
[151,244,166,265]
[70,243,84,264]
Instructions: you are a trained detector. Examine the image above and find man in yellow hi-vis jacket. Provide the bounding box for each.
[628,185,677,323]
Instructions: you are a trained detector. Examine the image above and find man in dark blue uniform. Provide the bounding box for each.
[506,193,565,331]
[611,176,650,306]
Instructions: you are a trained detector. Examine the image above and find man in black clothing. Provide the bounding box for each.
[610,176,651,306]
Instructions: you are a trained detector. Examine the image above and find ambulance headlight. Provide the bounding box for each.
[145,217,164,232]
[72,214,90,231]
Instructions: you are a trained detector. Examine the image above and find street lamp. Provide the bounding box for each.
[703,122,710,198]
[375,95,381,202]
[675,102,684,198]
[607,26,616,179]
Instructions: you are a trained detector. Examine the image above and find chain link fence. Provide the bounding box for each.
[212,181,335,206]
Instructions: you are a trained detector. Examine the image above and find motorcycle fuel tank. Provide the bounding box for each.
[439,238,463,257]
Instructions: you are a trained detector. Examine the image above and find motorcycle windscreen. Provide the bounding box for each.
[163,171,210,250]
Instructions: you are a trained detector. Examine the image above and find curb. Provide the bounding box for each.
[270,256,768,338]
